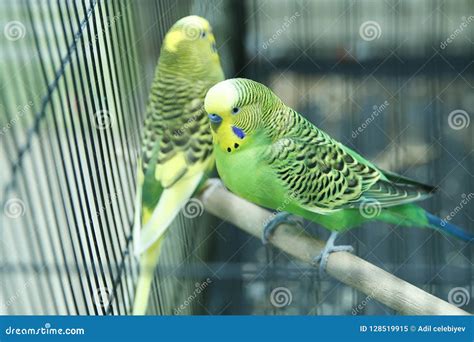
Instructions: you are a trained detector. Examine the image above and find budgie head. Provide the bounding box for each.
[161,16,221,70]
[204,78,281,152]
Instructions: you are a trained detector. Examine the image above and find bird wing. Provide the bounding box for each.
[266,123,434,213]
[133,77,214,255]
[141,78,214,184]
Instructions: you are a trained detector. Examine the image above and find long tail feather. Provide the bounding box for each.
[426,212,474,243]
[132,237,164,315]
[137,172,204,255]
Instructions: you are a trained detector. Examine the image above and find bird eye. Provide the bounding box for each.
[231,107,240,114]
[208,113,222,123]
[200,31,207,38]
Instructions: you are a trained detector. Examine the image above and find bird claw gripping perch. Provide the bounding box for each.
[262,211,303,244]
[313,232,354,278]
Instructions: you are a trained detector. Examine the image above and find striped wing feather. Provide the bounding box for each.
[141,76,214,187]
[266,116,434,213]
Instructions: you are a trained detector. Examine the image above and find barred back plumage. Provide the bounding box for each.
[141,73,216,176]
[262,105,383,210]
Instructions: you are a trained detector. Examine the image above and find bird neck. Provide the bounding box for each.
[159,50,223,81]
[261,103,299,141]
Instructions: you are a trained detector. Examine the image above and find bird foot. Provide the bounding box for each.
[262,211,303,244]
[313,232,353,278]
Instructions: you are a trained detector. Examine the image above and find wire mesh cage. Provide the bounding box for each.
[0,0,473,316]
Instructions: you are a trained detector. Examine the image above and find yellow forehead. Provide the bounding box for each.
[164,16,212,52]
[204,80,239,114]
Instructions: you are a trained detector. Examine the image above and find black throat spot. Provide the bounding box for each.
[226,142,241,153]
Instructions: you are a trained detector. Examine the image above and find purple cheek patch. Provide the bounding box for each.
[232,126,246,139]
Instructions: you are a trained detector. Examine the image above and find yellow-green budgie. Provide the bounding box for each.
[132,16,224,315]
[204,78,473,273]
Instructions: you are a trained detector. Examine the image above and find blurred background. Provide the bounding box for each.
[0,0,472,315]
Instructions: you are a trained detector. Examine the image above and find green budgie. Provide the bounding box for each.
[132,16,224,315]
[204,78,473,272]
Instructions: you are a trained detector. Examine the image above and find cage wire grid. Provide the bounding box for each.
[0,0,473,315]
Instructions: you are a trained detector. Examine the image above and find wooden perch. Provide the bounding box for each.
[199,179,470,316]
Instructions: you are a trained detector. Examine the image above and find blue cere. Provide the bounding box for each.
[232,125,246,139]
